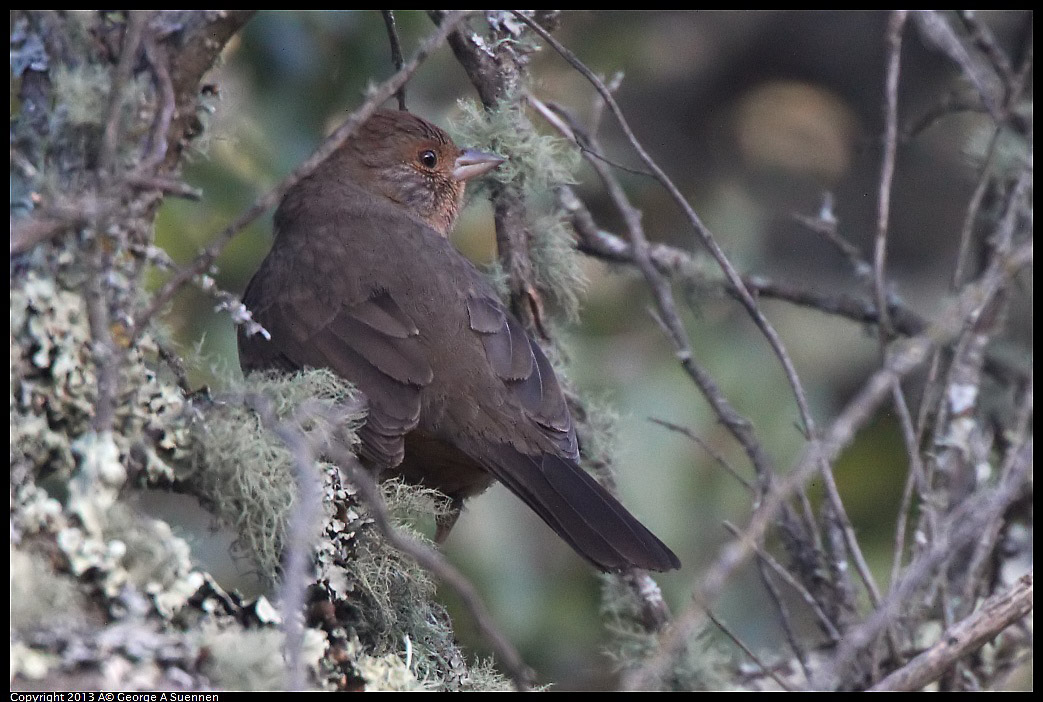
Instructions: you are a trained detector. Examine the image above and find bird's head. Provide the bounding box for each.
[339,109,504,236]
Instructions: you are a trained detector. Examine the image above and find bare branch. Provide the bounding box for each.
[99,11,151,175]
[707,608,795,692]
[722,521,842,645]
[818,447,1032,690]
[870,572,1033,692]
[139,32,177,172]
[649,417,753,492]
[911,10,1004,119]
[380,10,407,110]
[239,391,324,691]
[873,10,908,342]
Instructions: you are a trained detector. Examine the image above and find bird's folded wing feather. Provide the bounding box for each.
[241,277,432,469]
[466,295,578,459]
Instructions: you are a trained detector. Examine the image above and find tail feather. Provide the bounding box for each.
[477,442,680,572]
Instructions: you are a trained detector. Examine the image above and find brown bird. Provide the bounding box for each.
[238,109,679,572]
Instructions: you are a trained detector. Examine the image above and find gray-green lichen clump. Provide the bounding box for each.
[452,97,588,322]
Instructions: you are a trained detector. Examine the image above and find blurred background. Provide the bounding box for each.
[151,10,1031,689]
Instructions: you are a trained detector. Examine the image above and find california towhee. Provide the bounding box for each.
[239,109,679,572]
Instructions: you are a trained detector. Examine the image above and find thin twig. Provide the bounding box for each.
[99,11,151,175]
[902,92,990,141]
[873,10,907,342]
[951,129,1001,289]
[792,194,871,281]
[957,10,1016,83]
[240,392,323,691]
[139,32,177,172]
[525,95,654,177]
[911,10,1004,120]
[755,558,812,684]
[868,14,913,671]
[380,10,407,111]
[124,173,203,200]
[649,417,753,492]
[155,337,193,396]
[723,521,841,645]
[817,448,1032,690]
[11,208,90,255]
[886,376,928,601]
[706,608,795,692]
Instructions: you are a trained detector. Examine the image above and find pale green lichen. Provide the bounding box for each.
[9,547,88,633]
[452,98,588,322]
[11,272,197,490]
[313,474,491,690]
[452,98,581,199]
[55,525,129,597]
[344,636,434,692]
[9,643,58,681]
[103,504,202,618]
[528,209,589,321]
[180,367,503,688]
[198,627,289,691]
[198,621,329,691]
[51,63,112,127]
[186,368,366,580]
[599,575,731,691]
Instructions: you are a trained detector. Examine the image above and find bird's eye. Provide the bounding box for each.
[418,150,438,168]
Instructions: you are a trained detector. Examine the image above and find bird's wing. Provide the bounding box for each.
[241,276,432,469]
[465,294,579,459]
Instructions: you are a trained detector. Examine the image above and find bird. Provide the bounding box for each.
[238,108,680,573]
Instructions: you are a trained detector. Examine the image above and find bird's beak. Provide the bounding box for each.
[452,149,505,182]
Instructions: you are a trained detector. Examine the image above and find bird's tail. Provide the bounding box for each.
[477,442,681,572]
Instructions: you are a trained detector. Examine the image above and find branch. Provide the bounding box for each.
[869,572,1032,691]
[872,10,908,342]
[817,444,1032,690]
[431,10,553,332]
[240,391,324,691]
[98,10,151,175]
[380,10,407,110]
